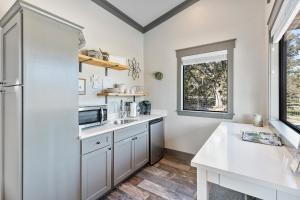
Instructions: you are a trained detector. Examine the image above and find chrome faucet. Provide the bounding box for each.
[119,100,126,119]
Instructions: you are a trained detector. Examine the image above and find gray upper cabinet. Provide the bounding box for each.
[134,131,149,170]
[1,12,22,86]
[113,123,149,186]
[81,146,112,200]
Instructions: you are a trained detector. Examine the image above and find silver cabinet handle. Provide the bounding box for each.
[0,89,5,93]
[108,147,112,151]
[96,141,101,145]
[0,81,6,85]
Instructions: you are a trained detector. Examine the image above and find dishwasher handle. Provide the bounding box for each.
[149,117,163,125]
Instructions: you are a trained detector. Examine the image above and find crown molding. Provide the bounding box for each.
[92,0,200,33]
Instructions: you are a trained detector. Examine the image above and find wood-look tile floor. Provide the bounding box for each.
[103,154,197,200]
[102,153,260,200]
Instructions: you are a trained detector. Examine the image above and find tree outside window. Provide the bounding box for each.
[279,11,300,131]
[176,40,235,119]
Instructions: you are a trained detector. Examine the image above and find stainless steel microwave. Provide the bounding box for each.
[79,105,108,129]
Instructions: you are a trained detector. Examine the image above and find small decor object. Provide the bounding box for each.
[154,72,163,80]
[90,74,101,89]
[78,32,86,49]
[242,131,282,146]
[253,114,263,127]
[290,157,300,174]
[135,86,144,94]
[115,84,128,93]
[81,49,100,58]
[128,58,141,80]
[80,48,110,61]
[99,49,109,61]
[78,78,86,95]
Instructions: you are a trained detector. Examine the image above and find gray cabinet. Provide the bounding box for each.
[113,123,149,186]
[81,132,112,200]
[81,147,112,200]
[134,131,149,170]
[113,137,134,185]
[1,2,83,200]
[1,13,23,200]
[1,86,22,200]
[1,13,22,86]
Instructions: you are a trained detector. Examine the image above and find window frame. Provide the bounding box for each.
[279,36,300,134]
[176,39,236,119]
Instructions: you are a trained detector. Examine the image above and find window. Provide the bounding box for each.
[176,39,235,119]
[279,11,300,132]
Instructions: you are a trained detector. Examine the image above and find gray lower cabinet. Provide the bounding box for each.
[113,137,134,185]
[134,132,149,170]
[114,123,149,186]
[81,123,150,198]
[81,133,113,200]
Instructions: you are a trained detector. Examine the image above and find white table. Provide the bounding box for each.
[191,122,300,200]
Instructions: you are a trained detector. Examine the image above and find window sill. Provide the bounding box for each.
[269,120,300,149]
[177,110,234,119]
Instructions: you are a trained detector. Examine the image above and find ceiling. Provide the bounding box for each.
[106,0,185,26]
[92,0,200,33]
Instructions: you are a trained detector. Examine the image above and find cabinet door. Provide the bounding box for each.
[114,137,134,186]
[1,12,22,86]
[1,86,22,200]
[82,147,112,200]
[134,132,149,170]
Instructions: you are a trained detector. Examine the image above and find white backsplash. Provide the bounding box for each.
[79,64,145,118]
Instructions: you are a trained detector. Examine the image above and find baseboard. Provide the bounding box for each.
[164,148,195,163]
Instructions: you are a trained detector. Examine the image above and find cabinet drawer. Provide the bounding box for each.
[114,122,148,143]
[81,132,112,155]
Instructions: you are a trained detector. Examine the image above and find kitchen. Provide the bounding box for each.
[1,0,300,200]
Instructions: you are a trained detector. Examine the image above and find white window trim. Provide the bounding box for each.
[269,120,300,149]
[268,5,300,149]
[271,0,300,43]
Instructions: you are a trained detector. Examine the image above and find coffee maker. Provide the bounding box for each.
[139,100,151,115]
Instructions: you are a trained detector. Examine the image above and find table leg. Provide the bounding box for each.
[197,168,209,200]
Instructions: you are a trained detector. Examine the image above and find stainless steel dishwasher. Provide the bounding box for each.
[149,118,165,165]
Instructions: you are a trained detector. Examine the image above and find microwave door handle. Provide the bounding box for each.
[100,108,104,124]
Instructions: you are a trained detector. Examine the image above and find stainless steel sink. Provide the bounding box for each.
[112,119,137,125]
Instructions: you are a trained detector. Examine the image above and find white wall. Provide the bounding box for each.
[0,0,144,116]
[0,0,270,155]
[0,1,144,198]
[144,0,269,154]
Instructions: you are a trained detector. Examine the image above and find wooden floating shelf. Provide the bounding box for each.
[97,92,148,97]
[78,54,129,70]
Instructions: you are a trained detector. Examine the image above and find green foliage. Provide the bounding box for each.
[285,29,300,124]
[183,60,228,112]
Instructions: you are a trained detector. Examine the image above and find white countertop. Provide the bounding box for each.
[79,114,166,140]
[191,122,300,195]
